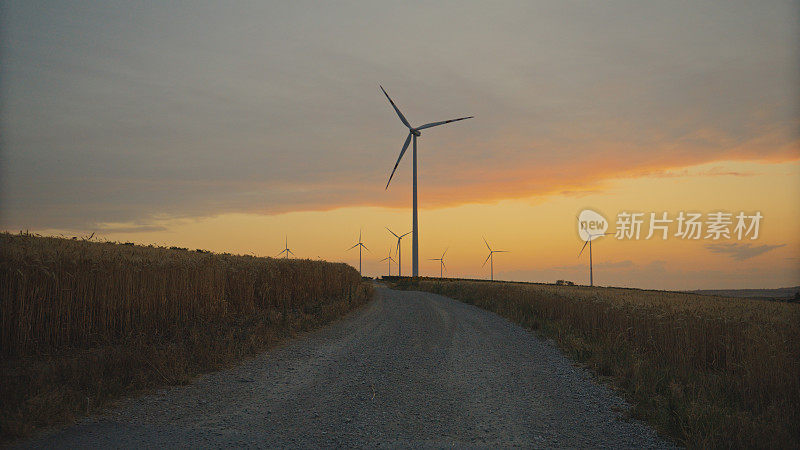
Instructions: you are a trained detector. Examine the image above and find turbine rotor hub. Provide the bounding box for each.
[411,129,421,136]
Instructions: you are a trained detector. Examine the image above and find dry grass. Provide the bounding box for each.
[0,232,372,443]
[412,279,800,449]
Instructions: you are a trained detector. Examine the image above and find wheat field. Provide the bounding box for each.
[413,279,800,448]
[0,232,372,442]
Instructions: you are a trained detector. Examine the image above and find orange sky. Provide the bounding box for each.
[32,159,798,290]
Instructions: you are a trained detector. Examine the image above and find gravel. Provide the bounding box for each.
[22,285,673,448]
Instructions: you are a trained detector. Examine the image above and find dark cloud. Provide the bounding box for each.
[95,224,168,233]
[1,1,798,230]
[706,243,786,261]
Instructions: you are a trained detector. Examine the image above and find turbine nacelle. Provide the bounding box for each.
[411,129,421,136]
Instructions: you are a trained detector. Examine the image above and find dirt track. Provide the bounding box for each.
[24,285,670,448]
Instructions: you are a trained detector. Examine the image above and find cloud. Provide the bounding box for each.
[705,242,786,261]
[1,1,798,230]
[95,223,169,233]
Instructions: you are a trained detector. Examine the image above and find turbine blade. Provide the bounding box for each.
[385,132,412,189]
[380,257,389,262]
[483,237,491,251]
[347,243,359,250]
[277,249,287,256]
[482,253,492,267]
[380,85,411,129]
[400,231,412,238]
[362,243,370,252]
[288,250,295,256]
[417,116,473,130]
[578,240,589,257]
[494,250,509,253]
[386,227,399,238]
[428,258,439,261]
[442,247,448,258]
[441,261,446,270]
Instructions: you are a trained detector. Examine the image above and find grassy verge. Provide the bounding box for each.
[404,278,799,449]
[0,233,373,444]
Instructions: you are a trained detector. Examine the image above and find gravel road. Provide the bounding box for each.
[24,285,671,448]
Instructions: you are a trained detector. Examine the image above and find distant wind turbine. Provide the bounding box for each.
[578,231,610,287]
[348,230,369,276]
[379,247,396,276]
[428,248,448,279]
[277,236,294,259]
[482,237,508,281]
[386,227,411,277]
[381,85,473,278]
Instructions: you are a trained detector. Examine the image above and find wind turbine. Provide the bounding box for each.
[482,237,508,281]
[386,227,411,277]
[578,231,610,287]
[428,248,448,279]
[379,247,396,276]
[381,85,473,278]
[348,230,369,276]
[277,236,294,259]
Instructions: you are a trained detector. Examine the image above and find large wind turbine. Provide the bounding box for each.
[277,236,294,259]
[381,85,473,278]
[379,247,396,276]
[482,237,508,281]
[428,248,448,279]
[386,227,411,277]
[348,230,369,276]
[578,231,610,287]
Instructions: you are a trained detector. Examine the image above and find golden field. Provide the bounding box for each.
[411,279,800,449]
[0,232,372,442]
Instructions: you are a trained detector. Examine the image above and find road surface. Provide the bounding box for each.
[24,285,670,448]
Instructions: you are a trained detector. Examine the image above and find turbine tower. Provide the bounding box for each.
[578,231,609,287]
[428,248,448,279]
[482,237,508,281]
[379,247,396,276]
[348,230,369,276]
[386,227,411,277]
[277,236,294,259]
[381,85,473,278]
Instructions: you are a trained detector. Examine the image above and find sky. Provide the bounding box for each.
[1,0,798,289]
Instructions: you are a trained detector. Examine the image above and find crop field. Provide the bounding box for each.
[0,232,372,442]
[409,278,800,448]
